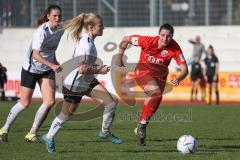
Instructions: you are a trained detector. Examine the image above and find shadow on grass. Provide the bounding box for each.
[62,149,177,153]
[143,137,240,155]
[119,149,177,153]
[199,144,240,153]
[197,137,240,141]
[195,137,240,153]
[148,138,177,142]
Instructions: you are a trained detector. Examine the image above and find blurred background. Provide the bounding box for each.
[1,0,240,28]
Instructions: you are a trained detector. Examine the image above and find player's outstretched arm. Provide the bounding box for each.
[171,63,189,87]
[188,38,196,44]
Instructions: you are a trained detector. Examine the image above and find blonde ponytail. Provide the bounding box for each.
[64,13,85,41]
[64,13,102,41]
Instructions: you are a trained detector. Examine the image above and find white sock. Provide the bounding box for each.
[29,103,50,134]
[46,113,69,139]
[1,102,25,132]
[101,102,117,133]
[140,120,147,125]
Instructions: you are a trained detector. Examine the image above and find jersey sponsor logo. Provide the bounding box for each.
[161,50,168,57]
[145,53,163,64]
[131,37,139,46]
[210,62,215,67]
[195,65,199,69]
[179,53,186,62]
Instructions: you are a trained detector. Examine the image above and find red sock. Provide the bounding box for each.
[139,92,162,124]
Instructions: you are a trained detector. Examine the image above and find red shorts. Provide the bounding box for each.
[133,70,167,91]
[133,63,168,91]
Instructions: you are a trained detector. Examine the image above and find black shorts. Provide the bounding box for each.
[207,74,219,83]
[20,68,55,89]
[191,76,200,82]
[0,82,4,88]
[63,78,100,103]
[191,73,202,82]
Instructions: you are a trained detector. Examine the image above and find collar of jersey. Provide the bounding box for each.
[82,32,94,42]
[44,22,61,34]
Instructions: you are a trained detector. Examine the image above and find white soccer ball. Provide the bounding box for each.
[177,135,197,154]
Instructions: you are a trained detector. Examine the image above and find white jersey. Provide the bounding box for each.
[22,22,64,73]
[64,32,98,92]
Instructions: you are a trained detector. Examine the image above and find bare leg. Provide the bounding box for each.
[87,83,122,144]
[28,78,55,134]
[89,84,117,133]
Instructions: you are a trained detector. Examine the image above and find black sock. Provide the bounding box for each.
[191,89,194,101]
[216,91,219,104]
[209,91,212,105]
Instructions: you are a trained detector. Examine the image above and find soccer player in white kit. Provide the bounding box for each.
[0,5,64,143]
[42,13,122,153]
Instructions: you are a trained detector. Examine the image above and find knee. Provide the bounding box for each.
[20,99,31,108]
[44,99,55,107]
[147,90,162,106]
[151,90,162,99]
[147,87,162,97]
[102,96,118,107]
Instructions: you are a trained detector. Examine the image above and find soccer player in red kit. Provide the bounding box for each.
[116,23,189,145]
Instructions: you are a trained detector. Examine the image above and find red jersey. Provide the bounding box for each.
[130,35,186,80]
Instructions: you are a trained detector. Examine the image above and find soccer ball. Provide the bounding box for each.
[177,135,197,154]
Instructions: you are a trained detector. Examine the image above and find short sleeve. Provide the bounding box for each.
[172,41,186,66]
[32,28,45,50]
[203,58,207,65]
[174,52,186,66]
[214,55,219,63]
[129,35,149,48]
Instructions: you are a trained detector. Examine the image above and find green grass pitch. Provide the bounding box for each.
[0,101,240,160]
